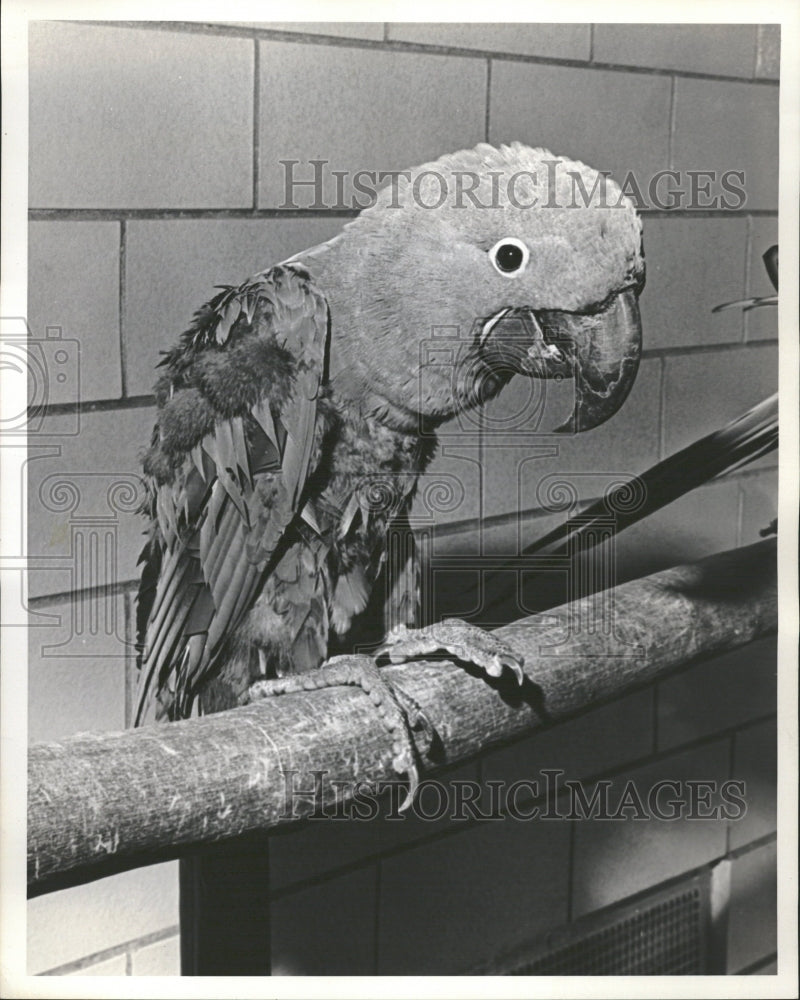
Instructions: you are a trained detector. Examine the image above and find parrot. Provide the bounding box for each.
[134,142,645,804]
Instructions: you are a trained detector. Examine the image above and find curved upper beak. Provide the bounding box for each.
[545,287,642,433]
[483,287,642,433]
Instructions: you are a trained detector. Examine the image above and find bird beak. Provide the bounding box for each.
[482,287,642,433]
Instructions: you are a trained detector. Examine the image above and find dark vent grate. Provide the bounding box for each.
[512,889,703,975]
[475,873,713,976]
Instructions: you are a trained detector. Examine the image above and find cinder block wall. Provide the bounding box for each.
[27,21,778,976]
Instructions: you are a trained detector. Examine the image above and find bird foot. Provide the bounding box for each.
[379,619,525,686]
[244,654,426,811]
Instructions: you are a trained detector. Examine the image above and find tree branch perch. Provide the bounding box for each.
[28,540,776,896]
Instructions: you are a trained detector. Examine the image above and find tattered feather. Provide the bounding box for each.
[382,506,422,632]
[331,564,370,635]
[135,265,330,723]
[338,492,362,539]
[267,537,331,677]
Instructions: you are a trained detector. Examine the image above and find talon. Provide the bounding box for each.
[394,757,419,812]
[507,658,525,685]
[378,620,526,686]
[244,654,425,810]
[399,789,416,813]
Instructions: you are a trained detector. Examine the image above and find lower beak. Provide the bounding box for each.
[485,288,642,433]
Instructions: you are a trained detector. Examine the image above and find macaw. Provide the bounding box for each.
[134,142,645,803]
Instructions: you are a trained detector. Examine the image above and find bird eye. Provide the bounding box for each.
[489,238,530,276]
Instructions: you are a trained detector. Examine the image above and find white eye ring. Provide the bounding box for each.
[489,237,530,277]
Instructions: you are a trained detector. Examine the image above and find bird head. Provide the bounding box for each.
[299,142,645,433]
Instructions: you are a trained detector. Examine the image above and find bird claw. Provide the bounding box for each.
[244,654,422,811]
[379,618,525,685]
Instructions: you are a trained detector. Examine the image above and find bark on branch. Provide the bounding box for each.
[28,540,776,895]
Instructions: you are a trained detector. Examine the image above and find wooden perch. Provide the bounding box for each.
[28,540,776,896]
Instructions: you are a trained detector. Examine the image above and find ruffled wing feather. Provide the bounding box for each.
[135,264,329,723]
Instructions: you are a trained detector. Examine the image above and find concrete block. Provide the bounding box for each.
[28,222,122,402]
[29,22,253,208]
[258,41,486,207]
